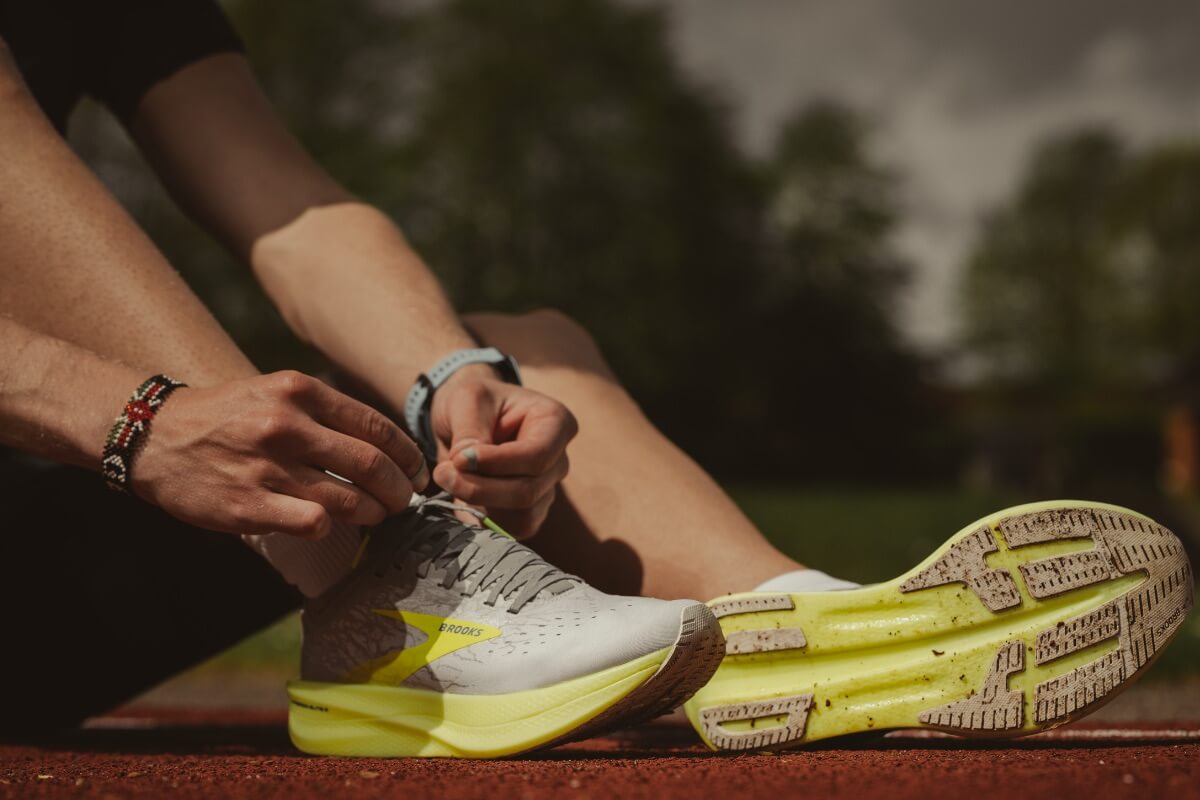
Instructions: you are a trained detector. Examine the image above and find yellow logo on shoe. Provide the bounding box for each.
[341,609,502,685]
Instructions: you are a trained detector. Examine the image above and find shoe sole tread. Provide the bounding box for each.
[686,500,1195,751]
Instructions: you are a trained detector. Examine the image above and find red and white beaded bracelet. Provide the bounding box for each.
[101,374,188,493]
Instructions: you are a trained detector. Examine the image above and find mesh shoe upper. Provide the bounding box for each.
[301,495,698,694]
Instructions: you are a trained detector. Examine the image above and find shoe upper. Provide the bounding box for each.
[300,495,698,694]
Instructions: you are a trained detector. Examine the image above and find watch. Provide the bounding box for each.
[403,347,522,464]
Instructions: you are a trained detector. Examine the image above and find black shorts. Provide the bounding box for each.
[0,450,300,732]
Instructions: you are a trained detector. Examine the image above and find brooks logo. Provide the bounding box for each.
[1156,604,1185,636]
[440,623,486,636]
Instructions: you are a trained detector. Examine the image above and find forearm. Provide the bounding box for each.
[251,202,483,412]
[124,53,485,409]
[0,316,147,470]
[0,54,256,386]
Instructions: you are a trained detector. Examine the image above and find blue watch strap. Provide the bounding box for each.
[403,347,522,463]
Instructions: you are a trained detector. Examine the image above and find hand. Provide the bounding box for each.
[430,368,577,539]
[135,370,428,538]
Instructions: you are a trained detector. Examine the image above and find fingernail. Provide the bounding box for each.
[461,447,479,473]
[412,460,430,491]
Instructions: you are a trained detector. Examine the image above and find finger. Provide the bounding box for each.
[486,490,556,540]
[451,404,576,477]
[409,459,431,494]
[278,467,389,527]
[255,494,333,540]
[434,454,568,510]
[300,424,415,514]
[440,384,497,464]
[297,379,429,490]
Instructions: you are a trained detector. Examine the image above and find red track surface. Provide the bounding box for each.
[2,711,1198,800]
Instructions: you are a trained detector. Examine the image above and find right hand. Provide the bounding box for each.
[133,370,428,539]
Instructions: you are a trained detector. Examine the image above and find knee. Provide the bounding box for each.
[510,308,607,367]
[522,308,596,349]
[465,308,608,371]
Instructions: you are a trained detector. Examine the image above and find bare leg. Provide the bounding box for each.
[464,310,802,601]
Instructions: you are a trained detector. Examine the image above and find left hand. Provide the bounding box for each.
[430,367,577,539]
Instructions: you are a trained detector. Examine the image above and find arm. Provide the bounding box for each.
[0,42,255,386]
[131,54,575,536]
[128,54,478,403]
[0,313,422,537]
[0,43,423,537]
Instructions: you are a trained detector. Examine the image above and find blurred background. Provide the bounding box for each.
[68,0,1200,705]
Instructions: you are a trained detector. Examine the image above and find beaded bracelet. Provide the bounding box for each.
[101,374,188,493]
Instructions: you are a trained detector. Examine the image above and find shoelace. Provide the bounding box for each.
[393,492,580,613]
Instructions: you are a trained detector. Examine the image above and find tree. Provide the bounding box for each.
[374,0,764,406]
[960,128,1200,491]
[963,129,1200,386]
[738,102,933,479]
[1110,144,1200,370]
[962,129,1132,389]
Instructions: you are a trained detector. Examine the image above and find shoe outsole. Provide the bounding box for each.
[288,601,725,758]
[684,500,1195,751]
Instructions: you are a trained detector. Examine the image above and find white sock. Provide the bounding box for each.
[754,568,861,593]
[242,521,362,598]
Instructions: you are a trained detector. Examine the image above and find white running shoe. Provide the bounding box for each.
[290,494,725,757]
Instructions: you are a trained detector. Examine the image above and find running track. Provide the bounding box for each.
[2,712,1198,799]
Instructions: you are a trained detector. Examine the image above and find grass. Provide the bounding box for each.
[729,485,1018,584]
[198,487,1200,682]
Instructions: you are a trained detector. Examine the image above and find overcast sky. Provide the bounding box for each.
[643,0,1200,351]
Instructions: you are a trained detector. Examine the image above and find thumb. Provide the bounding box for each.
[439,383,497,472]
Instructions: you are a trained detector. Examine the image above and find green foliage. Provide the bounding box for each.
[768,101,904,299]
[1110,144,1200,369]
[964,130,1130,388]
[732,485,1016,584]
[961,127,1200,491]
[378,0,764,403]
[226,0,415,193]
[740,103,933,478]
[964,129,1200,388]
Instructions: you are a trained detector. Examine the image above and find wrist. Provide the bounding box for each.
[100,374,188,494]
[431,364,502,410]
[404,348,521,463]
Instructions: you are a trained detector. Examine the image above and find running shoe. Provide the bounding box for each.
[685,500,1194,750]
[289,494,725,757]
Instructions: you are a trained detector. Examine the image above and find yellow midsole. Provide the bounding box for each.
[288,646,670,757]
